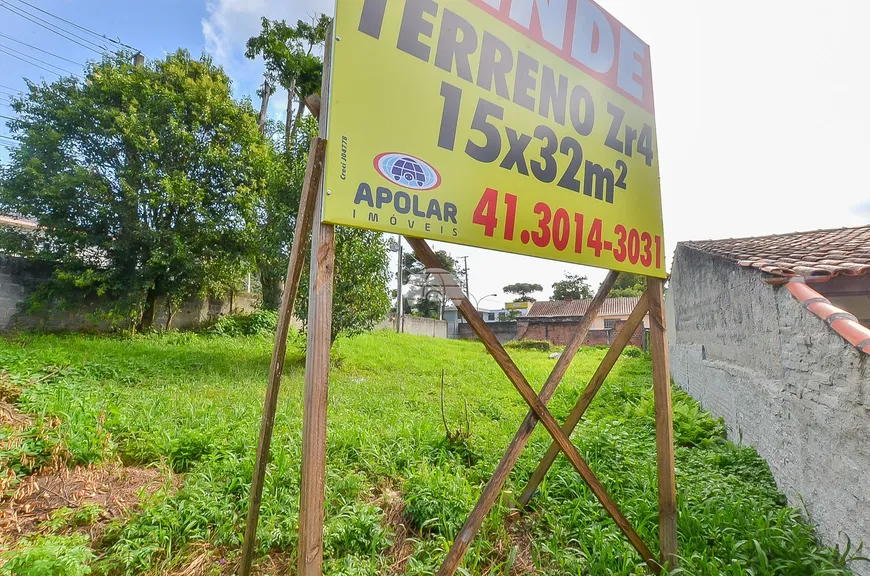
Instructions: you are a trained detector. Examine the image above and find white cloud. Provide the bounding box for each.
[201,0,331,96]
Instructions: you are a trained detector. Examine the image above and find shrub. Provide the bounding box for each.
[404,464,476,538]
[204,310,278,337]
[622,346,643,358]
[0,533,94,576]
[505,339,550,352]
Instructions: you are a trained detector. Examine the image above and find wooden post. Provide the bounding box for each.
[517,292,650,507]
[297,25,334,576]
[406,238,659,574]
[238,137,326,576]
[435,271,620,573]
[648,277,678,568]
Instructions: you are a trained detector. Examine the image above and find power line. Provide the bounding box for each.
[5,0,139,52]
[0,84,24,93]
[0,114,18,121]
[0,47,81,78]
[0,45,81,76]
[0,2,106,54]
[0,33,86,66]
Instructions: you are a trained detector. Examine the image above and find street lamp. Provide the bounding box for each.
[388,236,403,333]
[470,293,497,310]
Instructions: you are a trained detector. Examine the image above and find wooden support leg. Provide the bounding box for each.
[239,137,327,576]
[434,270,619,573]
[297,24,335,576]
[517,292,650,507]
[648,277,678,568]
[405,238,659,574]
[297,205,335,576]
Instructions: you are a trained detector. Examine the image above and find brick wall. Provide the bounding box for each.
[668,245,870,576]
[517,317,644,347]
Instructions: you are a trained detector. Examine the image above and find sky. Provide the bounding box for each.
[1,0,869,308]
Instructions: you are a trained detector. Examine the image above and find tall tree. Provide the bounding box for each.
[245,15,330,150]
[295,227,391,342]
[0,51,271,330]
[504,282,543,302]
[608,272,646,297]
[551,273,592,300]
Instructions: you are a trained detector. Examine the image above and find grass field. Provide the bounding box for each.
[0,328,861,575]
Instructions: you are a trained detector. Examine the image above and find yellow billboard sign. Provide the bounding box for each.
[323,0,665,277]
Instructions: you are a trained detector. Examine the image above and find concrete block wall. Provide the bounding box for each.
[1,255,258,332]
[376,315,448,338]
[668,246,870,574]
[458,320,517,343]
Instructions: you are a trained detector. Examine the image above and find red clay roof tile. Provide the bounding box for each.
[527,297,642,318]
[683,225,870,279]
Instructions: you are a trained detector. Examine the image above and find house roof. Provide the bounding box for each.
[0,215,37,230]
[527,296,641,318]
[679,225,870,355]
[682,225,870,280]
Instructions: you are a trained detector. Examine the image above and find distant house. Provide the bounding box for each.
[667,225,870,574]
[518,296,649,347]
[0,215,37,232]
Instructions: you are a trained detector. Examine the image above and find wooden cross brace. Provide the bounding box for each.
[405,237,676,575]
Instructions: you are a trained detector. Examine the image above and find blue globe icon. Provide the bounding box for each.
[390,157,427,187]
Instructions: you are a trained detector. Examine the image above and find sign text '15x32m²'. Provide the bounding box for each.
[322,0,665,277]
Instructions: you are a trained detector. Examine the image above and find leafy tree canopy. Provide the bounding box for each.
[504,282,543,302]
[609,272,646,297]
[295,227,391,342]
[551,273,592,301]
[0,50,272,330]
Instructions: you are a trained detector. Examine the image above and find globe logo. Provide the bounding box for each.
[373,152,441,191]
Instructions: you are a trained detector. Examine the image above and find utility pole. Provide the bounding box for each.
[395,236,404,333]
[133,53,144,67]
[461,256,469,322]
[257,78,272,135]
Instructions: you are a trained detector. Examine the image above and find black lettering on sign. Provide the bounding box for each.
[438,81,462,150]
[434,9,478,82]
[397,0,437,62]
[500,128,531,175]
[569,85,594,136]
[354,182,374,206]
[513,51,539,112]
[376,186,392,208]
[605,102,626,153]
[358,0,388,39]
[557,136,583,193]
[476,31,513,99]
[530,125,557,183]
[539,65,567,126]
[465,98,504,163]
[584,161,615,203]
[444,203,458,224]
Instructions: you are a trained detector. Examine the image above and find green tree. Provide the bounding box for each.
[504,282,542,302]
[551,273,592,300]
[245,14,330,150]
[294,227,391,342]
[0,51,270,331]
[608,273,646,297]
